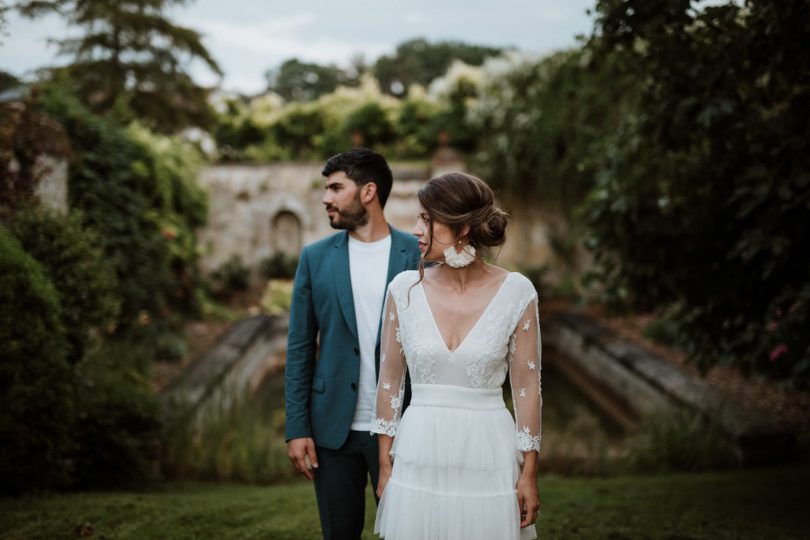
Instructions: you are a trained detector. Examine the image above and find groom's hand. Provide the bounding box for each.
[288,437,318,480]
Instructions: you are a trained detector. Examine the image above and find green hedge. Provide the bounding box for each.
[8,208,120,362]
[0,227,74,494]
[1,211,165,494]
[0,77,209,493]
[71,348,162,489]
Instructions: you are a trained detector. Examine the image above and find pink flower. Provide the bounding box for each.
[770,344,789,362]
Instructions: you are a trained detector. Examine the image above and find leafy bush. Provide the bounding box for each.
[260,252,299,280]
[470,50,635,216]
[642,310,681,348]
[0,227,74,494]
[268,104,325,159]
[71,349,162,489]
[395,90,442,158]
[211,255,251,295]
[1,217,165,493]
[127,123,208,318]
[427,61,483,153]
[37,78,208,334]
[342,101,396,148]
[215,117,266,161]
[8,207,120,362]
[260,279,294,316]
[212,69,483,162]
[0,79,207,493]
[581,0,810,385]
[36,78,174,330]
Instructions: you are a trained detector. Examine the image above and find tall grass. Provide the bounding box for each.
[161,364,743,484]
[162,373,296,483]
[623,408,739,473]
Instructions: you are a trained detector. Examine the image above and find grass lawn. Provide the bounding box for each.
[2,464,808,539]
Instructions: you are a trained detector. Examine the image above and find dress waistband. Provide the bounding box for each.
[410,384,505,411]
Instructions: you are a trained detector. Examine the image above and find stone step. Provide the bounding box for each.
[161,315,287,431]
[545,310,797,464]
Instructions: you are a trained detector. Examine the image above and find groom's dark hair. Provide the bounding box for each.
[322,148,394,207]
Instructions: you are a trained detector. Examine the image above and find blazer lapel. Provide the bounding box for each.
[385,225,410,286]
[332,231,358,341]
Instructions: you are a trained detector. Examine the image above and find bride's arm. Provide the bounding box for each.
[371,288,407,497]
[509,294,542,527]
[376,434,395,498]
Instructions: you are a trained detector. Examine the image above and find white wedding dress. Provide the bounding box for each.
[371,270,542,540]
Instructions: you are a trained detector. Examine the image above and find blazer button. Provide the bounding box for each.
[350,382,357,391]
[353,347,359,355]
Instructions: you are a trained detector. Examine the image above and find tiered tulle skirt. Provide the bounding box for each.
[375,384,537,540]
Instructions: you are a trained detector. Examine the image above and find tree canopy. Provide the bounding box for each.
[16,0,222,132]
[0,2,9,43]
[374,38,504,96]
[265,58,358,102]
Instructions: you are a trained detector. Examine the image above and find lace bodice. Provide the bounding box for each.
[371,270,543,453]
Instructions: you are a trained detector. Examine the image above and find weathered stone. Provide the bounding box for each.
[545,310,796,464]
[194,163,563,285]
[161,315,288,433]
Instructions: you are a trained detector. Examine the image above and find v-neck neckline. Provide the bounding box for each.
[420,272,513,354]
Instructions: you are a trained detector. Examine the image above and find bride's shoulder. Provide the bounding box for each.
[506,271,539,299]
[389,269,420,290]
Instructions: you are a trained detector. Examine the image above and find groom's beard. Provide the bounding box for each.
[326,192,369,230]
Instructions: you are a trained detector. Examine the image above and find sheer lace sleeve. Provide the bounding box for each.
[508,294,542,454]
[371,288,407,437]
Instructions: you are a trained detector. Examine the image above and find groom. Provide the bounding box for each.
[285,148,420,539]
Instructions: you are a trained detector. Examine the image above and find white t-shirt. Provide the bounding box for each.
[348,234,392,431]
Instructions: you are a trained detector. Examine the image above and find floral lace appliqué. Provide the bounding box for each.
[517,426,541,453]
[372,418,398,437]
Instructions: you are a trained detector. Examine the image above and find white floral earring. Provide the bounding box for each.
[443,241,476,268]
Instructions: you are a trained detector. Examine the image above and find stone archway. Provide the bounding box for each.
[271,210,302,256]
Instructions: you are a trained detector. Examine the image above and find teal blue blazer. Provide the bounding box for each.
[284,226,421,449]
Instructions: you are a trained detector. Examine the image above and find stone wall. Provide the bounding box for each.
[195,162,560,278]
[33,156,69,213]
[7,154,70,213]
[31,156,569,279]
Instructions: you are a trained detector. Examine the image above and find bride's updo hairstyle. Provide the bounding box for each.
[418,172,509,256]
[405,172,508,304]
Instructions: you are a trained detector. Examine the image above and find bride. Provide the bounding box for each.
[371,172,542,540]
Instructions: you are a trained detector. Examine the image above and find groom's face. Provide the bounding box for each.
[323,171,369,230]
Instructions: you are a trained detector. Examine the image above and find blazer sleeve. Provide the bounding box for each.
[284,247,318,441]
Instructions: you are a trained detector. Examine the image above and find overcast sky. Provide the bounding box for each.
[0,0,596,94]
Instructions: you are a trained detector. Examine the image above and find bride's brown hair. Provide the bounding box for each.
[406,172,509,303]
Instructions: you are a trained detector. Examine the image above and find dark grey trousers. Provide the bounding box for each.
[313,430,380,540]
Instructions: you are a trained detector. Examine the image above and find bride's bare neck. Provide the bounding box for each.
[426,260,507,295]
